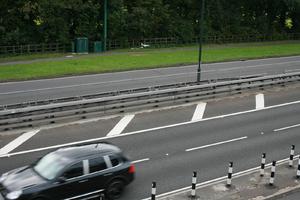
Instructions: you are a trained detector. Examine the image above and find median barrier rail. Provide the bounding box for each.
[0,72,300,131]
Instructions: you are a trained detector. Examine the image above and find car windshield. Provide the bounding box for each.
[33,152,69,180]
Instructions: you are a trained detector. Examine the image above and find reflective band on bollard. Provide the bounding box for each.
[269,161,276,186]
[151,182,156,200]
[289,145,295,167]
[297,158,300,179]
[260,153,266,177]
[226,162,233,187]
[191,171,197,198]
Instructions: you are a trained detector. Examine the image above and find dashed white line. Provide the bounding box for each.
[1,100,300,158]
[255,93,265,109]
[132,158,150,164]
[0,130,40,155]
[106,114,135,137]
[185,136,248,152]
[191,102,207,121]
[273,123,300,132]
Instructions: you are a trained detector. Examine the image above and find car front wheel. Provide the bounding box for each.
[106,180,125,200]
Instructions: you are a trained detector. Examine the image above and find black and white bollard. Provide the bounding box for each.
[269,161,276,186]
[226,162,233,187]
[297,158,300,179]
[151,182,156,200]
[289,145,295,167]
[191,171,197,198]
[260,153,266,177]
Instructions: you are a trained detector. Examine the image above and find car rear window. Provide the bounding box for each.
[109,154,120,167]
[89,157,107,173]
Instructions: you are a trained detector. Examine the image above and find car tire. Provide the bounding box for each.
[105,179,125,200]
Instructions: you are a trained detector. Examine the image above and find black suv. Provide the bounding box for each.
[0,143,135,200]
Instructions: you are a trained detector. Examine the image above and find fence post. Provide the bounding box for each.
[260,153,266,176]
[289,145,295,167]
[269,161,276,186]
[151,182,156,200]
[226,162,233,187]
[191,171,197,198]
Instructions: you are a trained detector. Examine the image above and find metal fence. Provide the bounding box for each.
[1,33,300,55]
[106,33,300,50]
[0,43,66,55]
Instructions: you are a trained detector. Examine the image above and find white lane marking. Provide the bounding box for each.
[140,155,299,200]
[2,59,300,94]
[132,158,150,164]
[106,114,135,137]
[286,68,300,72]
[191,102,207,121]
[255,93,265,109]
[274,123,300,132]
[1,100,300,158]
[0,130,39,155]
[185,136,248,152]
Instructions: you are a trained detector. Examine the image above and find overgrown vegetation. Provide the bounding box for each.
[1,0,300,45]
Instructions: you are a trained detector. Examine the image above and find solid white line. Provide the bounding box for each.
[106,114,135,137]
[255,93,265,109]
[0,130,39,155]
[185,136,248,152]
[140,155,299,200]
[132,158,150,164]
[191,102,207,121]
[274,123,300,132]
[1,100,300,158]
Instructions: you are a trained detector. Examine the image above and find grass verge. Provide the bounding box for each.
[1,41,300,82]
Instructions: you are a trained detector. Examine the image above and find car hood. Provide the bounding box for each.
[2,166,47,191]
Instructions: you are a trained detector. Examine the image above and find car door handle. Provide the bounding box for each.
[104,173,113,176]
[78,179,89,183]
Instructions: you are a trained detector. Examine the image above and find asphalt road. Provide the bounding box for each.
[274,190,300,200]
[1,56,300,105]
[0,87,299,200]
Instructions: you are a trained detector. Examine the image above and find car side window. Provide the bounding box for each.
[63,162,83,179]
[109,154,120,167]
[89,157,107,173]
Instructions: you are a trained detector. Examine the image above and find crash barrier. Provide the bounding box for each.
[1,72,300,131]
[151,145,300,199]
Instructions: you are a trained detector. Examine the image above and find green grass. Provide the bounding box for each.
[1,41,300,82]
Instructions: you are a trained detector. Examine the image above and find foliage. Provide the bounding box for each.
[1,0,300,45]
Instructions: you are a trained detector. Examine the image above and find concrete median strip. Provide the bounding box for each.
[145,156,300,200]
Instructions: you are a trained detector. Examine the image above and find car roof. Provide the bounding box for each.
[52,143,122,163]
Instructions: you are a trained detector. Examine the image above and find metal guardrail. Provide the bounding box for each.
[0,72,300,131]
[0,77,252,111]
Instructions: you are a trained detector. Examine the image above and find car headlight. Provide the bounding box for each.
[0,173,8,182]
[6,190,23,200]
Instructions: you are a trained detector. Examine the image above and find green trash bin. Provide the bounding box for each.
[94,41,103,53]
[71,41,75,53]
[75,37,88,53]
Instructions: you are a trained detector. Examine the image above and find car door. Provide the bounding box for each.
[47,161,92,200]
[85,155,113,192]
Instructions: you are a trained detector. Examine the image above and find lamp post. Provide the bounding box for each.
[197,0,205,82]
[103,0,108,52]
